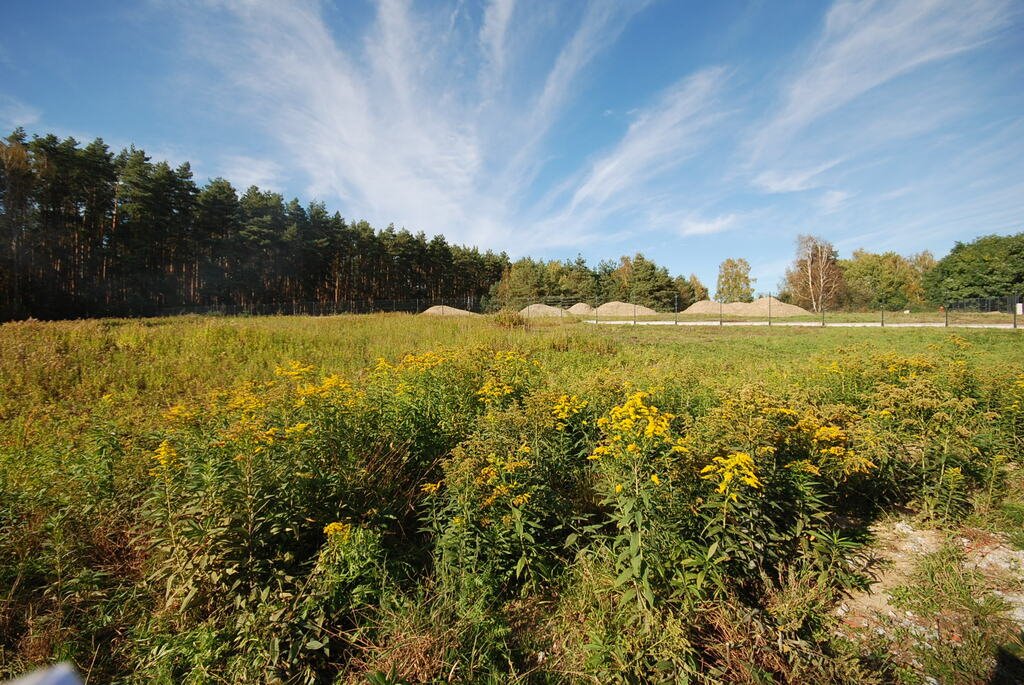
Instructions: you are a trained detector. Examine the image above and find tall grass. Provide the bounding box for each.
[1,316,1022,682]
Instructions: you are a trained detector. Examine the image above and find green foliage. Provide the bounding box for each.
[0,129,509,320]
[1,317,1023,682]
[840,249,932,310]
[491,308,526,329]
[715,257,755,303]
[924,232,1024,303]
[487,252,681,311]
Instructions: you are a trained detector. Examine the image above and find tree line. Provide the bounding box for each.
[0,129,510,320]
[3,127,1020,320]
[0,128,709,320]
[486,254,708,311]
[777,233,1023,312]
[708,234,1021,312]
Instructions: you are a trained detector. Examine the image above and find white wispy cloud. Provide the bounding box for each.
[478,0,516,97]
[156,0,1019,277]
[569,69,726,214]
[679,213,739,236]
[818,189,850,214]
[173,0,719,253]
[750,0,1013,160]
[0,94,40,129]
[738,0,1020,271]
[218,154,283,192]
[752,158,844,193]
[743,0,1016,235]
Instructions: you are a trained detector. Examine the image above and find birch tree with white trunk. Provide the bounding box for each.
[784,235,844,312]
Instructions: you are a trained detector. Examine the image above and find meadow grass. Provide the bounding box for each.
[1,315,1022,683]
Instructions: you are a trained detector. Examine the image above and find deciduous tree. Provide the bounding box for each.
[784,235,843,312]
[715,258,754,303]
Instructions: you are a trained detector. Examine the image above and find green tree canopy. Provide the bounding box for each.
[488,252,681,310]
[715,258,754,303]
[840,250,930,311]
[923,233,1024,303]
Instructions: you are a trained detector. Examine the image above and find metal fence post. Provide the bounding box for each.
[821,305,825,327]
[768,292,772,327]
[1014,294,1018,329]
[944,305,948,327]
[674,293,678,326]
[719,300,723,327]
[881,308,885,328]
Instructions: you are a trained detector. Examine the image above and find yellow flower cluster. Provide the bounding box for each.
[493,349,529,364]
[1005,373,1024,413]
[474,444,533,510]
[947,334,973,350]
[810,423,875,476]
[589,391,686,461]
[474,348,538,408]
[164,403,197,423]
[876,353,935,378]
[700,451,762,502]
[552,394,588,430]
[786,459,821,476]
[285,422,310,436]
[510,492,532,506]
[400,351,447,371]
[600,391,672,439]
[225,387,266,414]
[152,440,179,470]
[421,481,442,494]
[478,377,515,404]
[375,351,449,375]
[323,521,351,542]
[275,360,316,381]
[296,374,352,398]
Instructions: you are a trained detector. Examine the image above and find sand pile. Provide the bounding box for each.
[568,302,596,315]
[519,303,567,317]
[683,300,721,314]
[749,296,809,317]
[420,305,479,317]
[684,297,810,317]
[595,301,658,317]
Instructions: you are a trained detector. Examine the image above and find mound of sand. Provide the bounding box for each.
[568,302,596,315]
[420,305,479,317]
[595,301,658,317]
[684,297,809,317]
[683,299,721,314]
[752,296,809,317]
[519,303,567,317]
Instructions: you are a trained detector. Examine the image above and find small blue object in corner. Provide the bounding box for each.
[7,664,82,685]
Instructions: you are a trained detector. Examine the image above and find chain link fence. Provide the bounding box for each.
[125,291,1021,330]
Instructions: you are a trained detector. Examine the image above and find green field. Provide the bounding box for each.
[2,315,1023,683]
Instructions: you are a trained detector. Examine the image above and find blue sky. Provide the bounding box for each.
[2,0,1022,289]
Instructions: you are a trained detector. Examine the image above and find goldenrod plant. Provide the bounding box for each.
[1,315,1023,682]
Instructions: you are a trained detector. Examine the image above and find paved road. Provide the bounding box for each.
[584,320,1019,330]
